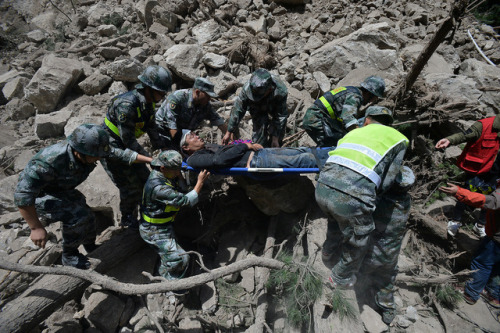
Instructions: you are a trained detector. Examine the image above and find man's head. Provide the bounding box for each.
[246,68,274,102]
[192,77,217,106]
[151,150,183,177]
[180,130,205,156]
[364,106,393,125]
[68,124,111,163]
[360,76,385,104]
[138,65,172,103]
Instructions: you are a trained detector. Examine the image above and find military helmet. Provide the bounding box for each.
[360,75,385,98]
[138,65,172,92]
[151,150,183,169]
[365,105,393,125]
[247,68,274,102]
[68,124,111,157]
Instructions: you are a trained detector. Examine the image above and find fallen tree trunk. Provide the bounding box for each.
[389,0,468,106]
[0,229,146,333]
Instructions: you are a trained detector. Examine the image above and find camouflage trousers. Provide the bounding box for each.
[251,113,282,147]
[302,105,345,147]
[35,190,96,251]
[361,191,411,311]
[101,157,150,219]
[139,222,189,280]
[315,183,376,286]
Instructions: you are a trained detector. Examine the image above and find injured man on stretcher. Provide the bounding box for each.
[180,130,334,169]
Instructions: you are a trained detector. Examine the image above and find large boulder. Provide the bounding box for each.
[104,59,144,82]
[459,59,500,114]
[192,19,222,45]
[34,109,73,139]
[308,22,403,79]
[24,54,84,114]
[164,44,205,81]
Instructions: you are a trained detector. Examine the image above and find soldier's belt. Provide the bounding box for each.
[141,213,174,224]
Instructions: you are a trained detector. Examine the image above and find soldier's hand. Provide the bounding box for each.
[439,183,459,195]
[30,227,48,249]
[222,132,234,145]
[435,138,450,149]
[198,169,210,183]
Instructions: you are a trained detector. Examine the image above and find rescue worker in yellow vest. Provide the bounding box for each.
[102,65,172,228]
[315,106,408,288]
[302,76,385,147]
[140,150,209,280]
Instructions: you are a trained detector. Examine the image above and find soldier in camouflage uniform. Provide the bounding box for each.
[14,124,153,269]
[156,77,228,149]
[302,76,386,147]
[140,150,209,280]
[102,65,172,228]
[222,68,288,147]
[315,106,408,288]
[359,166,414,324]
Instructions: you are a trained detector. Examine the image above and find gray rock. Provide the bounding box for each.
[192,19,221,45]
[272,0,310,4]
[105,59,144,82]
[178,317,203,332]
[310,22,402,79]
[30,12,57,34]
[313,71,330,93]
[207,70,238,97]
[360,305,386,333]
[84,291,125,333]
[25,54,84,114]
[200,281,217,313]
[108,81,128,96]
[79,72,112,96]
[303,77,320,98]
[303,35,323,52]
[13,149,35,173]
[405,305,419,322]
[0,175,18,213]
[241,15,266,34]
[44,300,82,333]
[152,6,177,32]
[3,77,29,100]
[202,53,229,69]
[0,70,21,90]
[164,44,204,81]
[402,44,453,75]
[34,110,73,139]
[99,47,122,60]
[97,24,118,37]
[129,47,147,62]
[26,29,46,43]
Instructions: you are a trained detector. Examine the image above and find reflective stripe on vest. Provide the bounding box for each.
[141,178,180,224]
[319,87,347,122]
[326,124,409,188]
[105,103,155,139]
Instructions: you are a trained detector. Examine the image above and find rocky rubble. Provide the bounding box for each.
[0,0,500,332]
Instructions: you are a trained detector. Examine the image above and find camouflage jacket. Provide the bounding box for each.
[313,86,363,130]
[104,88,166,155]
[14,141,138,207]
[318,124,408,204]
[140,170,198,220]
[228,75,288,138]
[156,89,224,133]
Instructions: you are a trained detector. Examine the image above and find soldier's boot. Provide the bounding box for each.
[376,290,396,325]
[62,249,90,269]
[120,213,139,229]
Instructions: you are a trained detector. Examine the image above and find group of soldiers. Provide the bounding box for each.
[14,65,413,324]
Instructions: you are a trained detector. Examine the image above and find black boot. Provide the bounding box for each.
[62,249,90,269]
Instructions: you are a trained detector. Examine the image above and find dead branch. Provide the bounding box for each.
[432,298,452,333]
[396,269,473,285]
[48,0,72,22]
[282,130,306,147]
[0,256,285,295]
[388,0,468,106]
[55,43,95,54]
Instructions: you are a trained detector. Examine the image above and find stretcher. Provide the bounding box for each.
[181,162,320,176]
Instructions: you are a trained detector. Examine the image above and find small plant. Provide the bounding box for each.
[267,252,323,328]
[435,284,463,308]
[474,1,500,26]
[327,288,357,321]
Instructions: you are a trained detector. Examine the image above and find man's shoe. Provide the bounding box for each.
[328,275,356,289]
[463,292,477,305]
[62,251,90,269]
[381,309,396,325]
[473,223,487,238]
[447,221,462,237]
[481,290,500,308]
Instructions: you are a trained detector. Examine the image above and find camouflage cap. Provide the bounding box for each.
[151,150,183,168]
[365,106,393,125]
[246,68,274,102]
[193,77,217,98]
[138,65,172,92]
[360,75,385,98]
[68,124,111,157]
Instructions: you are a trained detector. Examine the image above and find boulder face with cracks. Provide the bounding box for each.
[0,0,500,332]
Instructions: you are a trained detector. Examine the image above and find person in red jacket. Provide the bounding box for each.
[436,114,500,238]
[440,183,500,308]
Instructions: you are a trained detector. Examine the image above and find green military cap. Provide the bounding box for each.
[68,124,111,157]
[247,68,274,102]
[193,77,217,97]
[137,65,172,92]
[360,76,385,98]
[365,105,393,125]
[151,150,183,168]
